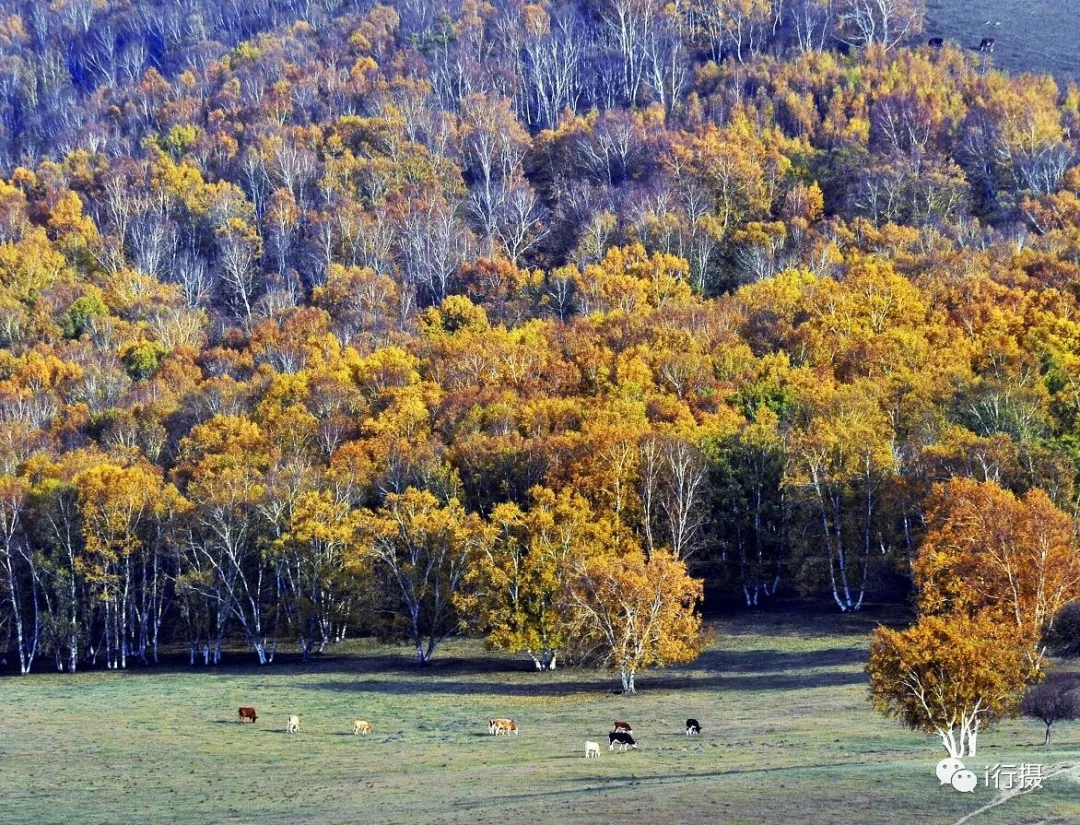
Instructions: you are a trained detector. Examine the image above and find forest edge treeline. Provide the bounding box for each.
[2,0,1080,692]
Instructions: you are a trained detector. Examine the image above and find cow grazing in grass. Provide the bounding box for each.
[608,731,637,750]
[238,707,257,724]
[353,720,372,736]
[585,740,600,758]
[979,37,995,52]
[686,718,701,736]
[490,718,517,735]
[612,721,633,734]
[287,714,300,734]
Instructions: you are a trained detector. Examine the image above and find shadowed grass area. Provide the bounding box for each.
[1,607,1078,825]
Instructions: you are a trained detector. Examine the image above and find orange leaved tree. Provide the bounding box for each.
[915,477,1080,671]
[869,612,1028,757]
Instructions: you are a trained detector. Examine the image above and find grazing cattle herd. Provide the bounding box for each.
[237,705,698,757]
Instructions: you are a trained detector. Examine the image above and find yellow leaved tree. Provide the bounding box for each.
[360,488,493,664]
[458,486,613,671]
[562,545,704,694]
[869,612,1028,758]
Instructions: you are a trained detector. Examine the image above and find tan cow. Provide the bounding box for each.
[489,717,517,735]
[353,720,372,736]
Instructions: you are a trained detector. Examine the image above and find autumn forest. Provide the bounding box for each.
[1,0,1080,706]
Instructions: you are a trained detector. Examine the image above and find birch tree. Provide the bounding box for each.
[835,0,924,50]
[915,477,1080,672]
[361,488,492,664]
[0,475,39,674]
[460,487,610,671]
[787,380,897,611]
[177,415,279,664]
[869,613,1028,758]
[563,546,703,694]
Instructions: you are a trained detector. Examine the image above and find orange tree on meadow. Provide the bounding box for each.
[869,477,1080,756]
[868,612,1028,758]
[913,477,1080,671]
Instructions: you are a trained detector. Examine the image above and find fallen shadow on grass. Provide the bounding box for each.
[693,646,866,674]
[301,650,865,697]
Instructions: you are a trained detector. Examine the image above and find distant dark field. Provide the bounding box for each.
[926,0,1080,81]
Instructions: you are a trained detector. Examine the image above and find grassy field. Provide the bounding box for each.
[926,0,1080,81]
[1,608,1078,825]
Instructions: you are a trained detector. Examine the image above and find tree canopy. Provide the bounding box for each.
[2,0,1080,686]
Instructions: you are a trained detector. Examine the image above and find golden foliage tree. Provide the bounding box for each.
[360,488,493,663]
[277,488,365,661]
[915,477,1080,671]
[869,612,1028,757]
[76,462,168,670]
[459,486,613,670]
[562,546,704,694]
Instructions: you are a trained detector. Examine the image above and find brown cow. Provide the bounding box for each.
[238,707,258,723]
[489,718,518,735]
[612,721,633,734]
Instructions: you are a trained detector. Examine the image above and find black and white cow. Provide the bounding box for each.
[685,718,702,736]
[609,731,638,750]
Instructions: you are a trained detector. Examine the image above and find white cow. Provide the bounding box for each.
[287,714,301,734]
[584,740,600,758]
[353,720,372,736]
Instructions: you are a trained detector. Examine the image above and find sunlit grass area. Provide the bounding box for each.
[1,608,1077,825]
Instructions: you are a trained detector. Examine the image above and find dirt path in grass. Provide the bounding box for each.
[949,764,1079,825]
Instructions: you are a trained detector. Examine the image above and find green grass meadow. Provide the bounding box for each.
[2,609,1078,825]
